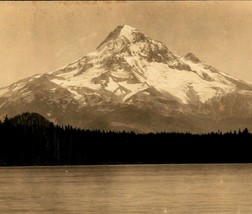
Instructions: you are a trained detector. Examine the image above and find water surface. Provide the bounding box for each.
[0,164,252,213]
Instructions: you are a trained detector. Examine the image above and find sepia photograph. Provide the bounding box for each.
[0,1,252,213]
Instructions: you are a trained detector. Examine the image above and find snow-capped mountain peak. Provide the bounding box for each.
[109,24,138,41]
[95,25,173,63]
[1,25,252,133]
[97,25,144,50]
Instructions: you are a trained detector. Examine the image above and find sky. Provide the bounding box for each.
[0,1,252,87]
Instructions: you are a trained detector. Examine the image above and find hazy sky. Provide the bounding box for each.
[0,1,252,87]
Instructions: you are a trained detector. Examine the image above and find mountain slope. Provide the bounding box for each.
[1,25,252,132]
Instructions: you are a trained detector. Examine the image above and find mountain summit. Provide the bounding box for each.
[97,25,142,49]
[0,25,252,133]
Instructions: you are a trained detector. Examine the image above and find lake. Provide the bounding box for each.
[0,164,252,213]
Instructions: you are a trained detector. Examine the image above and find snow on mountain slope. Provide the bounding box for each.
[1,24,251,105]
[1,25,252,132]
[41,25,251,105]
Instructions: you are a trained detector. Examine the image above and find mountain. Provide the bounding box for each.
[0,25,252,133]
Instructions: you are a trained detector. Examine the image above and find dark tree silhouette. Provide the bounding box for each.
[0,112,251,166]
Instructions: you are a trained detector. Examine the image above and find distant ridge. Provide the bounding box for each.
[7,112,51,127]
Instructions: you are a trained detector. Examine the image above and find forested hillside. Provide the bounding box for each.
[0,113,251,166]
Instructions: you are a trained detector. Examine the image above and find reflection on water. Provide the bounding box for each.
[0,164,252,213]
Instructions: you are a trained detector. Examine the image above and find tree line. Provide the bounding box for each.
[0,112,251,166]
